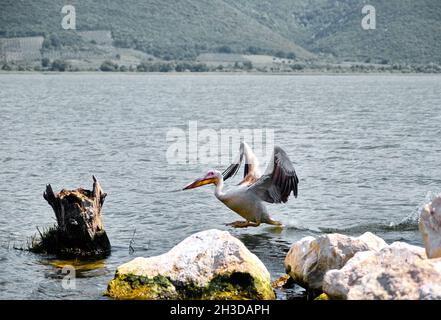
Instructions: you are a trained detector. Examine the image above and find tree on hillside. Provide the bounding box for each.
[43,34,62,49]
[275,51,287,59]
[1,63,12,71]
[247,46,259,54]
[191,63,209,72]
[217,45,233,54]
[51,60,69,71]
[159,64,173,72]
[100,60,118,72]
[287,52,296,60]
[175,62,192,72]
[243,61,253,70]
[41,58,50,68]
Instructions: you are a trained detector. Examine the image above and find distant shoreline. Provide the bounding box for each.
[1,71,440,76]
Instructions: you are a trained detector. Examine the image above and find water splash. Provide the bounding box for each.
[320,191,441,234]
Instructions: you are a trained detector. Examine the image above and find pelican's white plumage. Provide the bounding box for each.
[183,142,299,228]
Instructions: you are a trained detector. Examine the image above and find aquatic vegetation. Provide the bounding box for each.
[30,177,111,258]
[29,225,110,258]
[48,259,106,271]
[106,271,274,300]
[105,229,275,300]
[314,293,330,300]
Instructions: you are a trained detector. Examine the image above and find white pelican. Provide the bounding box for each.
[183,142,299,228]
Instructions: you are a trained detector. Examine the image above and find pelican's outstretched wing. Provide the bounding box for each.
[222,142,261,186]
[248,146,298,203]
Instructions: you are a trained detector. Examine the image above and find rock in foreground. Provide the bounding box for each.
[323,242,441,300]
[419,195,441,258]
[106,229,274,300]
[285,232,387,291]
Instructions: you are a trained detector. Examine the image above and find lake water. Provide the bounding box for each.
[0,73,440,299]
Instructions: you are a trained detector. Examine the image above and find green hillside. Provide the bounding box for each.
[310,0,441,64]
[225,0,441,64]
[1,0,440,63]
[0,0,314,60]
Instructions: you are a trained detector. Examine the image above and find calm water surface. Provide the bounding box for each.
[0,73,440,299]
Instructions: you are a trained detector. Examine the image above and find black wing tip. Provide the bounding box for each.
[222,163,238,181]
[273,145,287,154]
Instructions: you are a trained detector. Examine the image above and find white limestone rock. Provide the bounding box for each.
[419,195,441,258]
[323,242,441,300]
[285,232,387,290]
[106,229,275,300]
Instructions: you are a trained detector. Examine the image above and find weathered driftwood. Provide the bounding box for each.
[32,176,111,257]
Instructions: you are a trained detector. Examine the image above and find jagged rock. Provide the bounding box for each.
[284,232,387,291]
[419,195,441,258]
[105,229,274,300]
[323,242,441,300]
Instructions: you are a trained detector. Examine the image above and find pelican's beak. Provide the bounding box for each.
[183,177,216,190]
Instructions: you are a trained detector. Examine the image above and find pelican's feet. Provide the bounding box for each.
[266,217,284,227]
[226,220,260,228]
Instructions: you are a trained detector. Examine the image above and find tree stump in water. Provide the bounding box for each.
[32,176,111,258]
